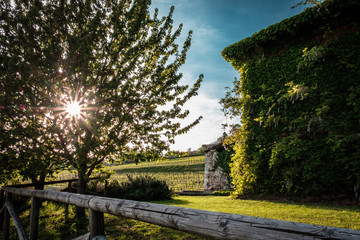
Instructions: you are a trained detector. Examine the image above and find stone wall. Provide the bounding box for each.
[203,142,229,193]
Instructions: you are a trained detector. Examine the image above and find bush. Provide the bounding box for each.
[87,181,105,196]
[103,175,172,201]
[212,189,234,196]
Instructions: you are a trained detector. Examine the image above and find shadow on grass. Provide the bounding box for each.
[104,215,210,240]
[150,198,191,205]
[237,194,360,212]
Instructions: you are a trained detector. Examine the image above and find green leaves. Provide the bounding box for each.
[0,0,202,186]
[221,0,360,197]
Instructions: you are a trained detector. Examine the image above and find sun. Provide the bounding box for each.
[53,90,98,130]
[66,101,81,117]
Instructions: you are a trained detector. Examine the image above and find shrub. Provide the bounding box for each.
[212,189,234,196]
[87,181,105,196]
[104,175,172,201]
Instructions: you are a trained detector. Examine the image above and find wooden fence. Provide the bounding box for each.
[1,183,360,240]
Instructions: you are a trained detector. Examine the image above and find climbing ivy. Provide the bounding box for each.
[222,0,360,198]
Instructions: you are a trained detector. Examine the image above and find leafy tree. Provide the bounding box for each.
[292,0,325,9]
[0,0,202,217]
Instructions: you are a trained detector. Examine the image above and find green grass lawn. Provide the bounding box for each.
[153,195,360,230]
[1,201,210,240]
[104,214,210,240]
[2,155,359,239]
[4,195,358,240]
[109,156,360,231]
[94,155,360,231]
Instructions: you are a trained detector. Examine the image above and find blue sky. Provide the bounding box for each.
[151,0,305,151]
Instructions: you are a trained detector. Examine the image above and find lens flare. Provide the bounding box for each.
[66,101,81,117]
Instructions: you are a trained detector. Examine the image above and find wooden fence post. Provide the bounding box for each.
[0,189,4,231]
[197,176,199,190]
[29,197,41,240]
[2,193,10,240]
[89,209,105,239]
[5,194,28,240]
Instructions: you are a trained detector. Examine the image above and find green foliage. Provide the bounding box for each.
[214,149,232,174]
[104,176,172,201]
[291,0,326,9]
[222,0,360,69]
[212,189,233,196]
[0,0,202,193]
[165,150,188,159]
[213,147,233,186]
[166,146,206,159]
[88,176,173,201]
[222,0,360,198]
[87,180,105,195]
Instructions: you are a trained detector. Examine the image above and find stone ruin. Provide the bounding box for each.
[203,141,230,193]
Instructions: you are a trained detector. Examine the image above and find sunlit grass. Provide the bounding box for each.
[2,155,359,239]
[153,195,360,230]
[112,155,205,170]
[0,201,209,240]
[3,196,358,240]
[109,156,205,191]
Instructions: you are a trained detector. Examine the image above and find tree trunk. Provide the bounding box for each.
[31,175,45,190]
[76,167,87,221]
[34,174,46,190]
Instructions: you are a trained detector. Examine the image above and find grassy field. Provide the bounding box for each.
[109,156,206,192]
[2,156,360,239]
[103,155,360,231]
[3,194,359,240]
[1,201,210,240]
[154,196,360,230]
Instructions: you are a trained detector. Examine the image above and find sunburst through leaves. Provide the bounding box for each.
[65,101,81,118]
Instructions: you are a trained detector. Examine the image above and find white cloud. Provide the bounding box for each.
[151,0,240,151]
[170,92,239,151]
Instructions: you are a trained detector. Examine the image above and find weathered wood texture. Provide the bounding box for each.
[0,189,4,230]
[89,209,105,239]
[72,233,107,240]
[5,195,28,240]
[2,200,10,240]
[3,186,360,240]
[71,232,90,240]
[29,197,41,240]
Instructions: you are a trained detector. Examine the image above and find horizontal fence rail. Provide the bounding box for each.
[2,186,360,240]
[6,177,100,189]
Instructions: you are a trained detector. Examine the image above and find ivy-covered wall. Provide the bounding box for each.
[222,0,360,197]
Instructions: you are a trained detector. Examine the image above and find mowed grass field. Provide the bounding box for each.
[2,156,360,239]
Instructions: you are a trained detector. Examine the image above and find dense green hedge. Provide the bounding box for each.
[222,0,360,198]
[223,0,360,68]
